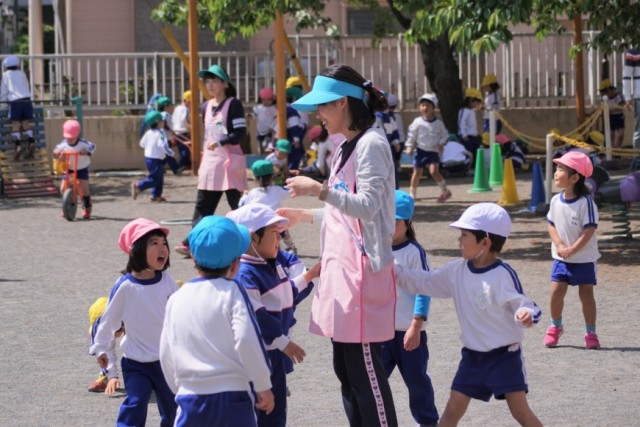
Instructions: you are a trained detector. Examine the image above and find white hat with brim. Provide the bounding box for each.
[449,203,512,238]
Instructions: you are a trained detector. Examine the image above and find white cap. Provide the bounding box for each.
[449,203,512,237]
[226,203,289,232]
[3,55,19,68]
[418,93,438,107]
[387,93,398,107]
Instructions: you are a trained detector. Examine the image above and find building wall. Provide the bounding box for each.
[68,0,134,53]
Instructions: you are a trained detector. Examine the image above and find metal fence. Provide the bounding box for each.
[10,32,626,112]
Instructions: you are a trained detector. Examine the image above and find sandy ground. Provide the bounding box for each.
[1,169,639,426]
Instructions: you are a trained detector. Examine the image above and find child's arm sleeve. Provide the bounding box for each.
[89,285,126,357]
[495,270,542,325]
[395,260,454,299]
[406,245,432,318]
[104,342,119,379]
[159,304,178,395]
[405,120,417,148]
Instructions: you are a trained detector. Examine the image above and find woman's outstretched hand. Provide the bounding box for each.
[286,176,322,198]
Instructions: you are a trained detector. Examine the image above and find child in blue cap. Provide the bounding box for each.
[381,190,439,426]
[160,216,275,426]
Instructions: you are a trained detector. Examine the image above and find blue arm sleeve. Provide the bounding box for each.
[254,307,284,346]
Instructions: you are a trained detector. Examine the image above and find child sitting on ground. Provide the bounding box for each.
[441,134,473,177]
[53,119,96,219]
[87,296,125,395]
[395,203,543,427]
[266,139,291,186]
[159,216,275,425]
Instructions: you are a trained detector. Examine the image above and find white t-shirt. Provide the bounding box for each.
[483,91,501,119]
[53,139,96,170]
[171,104,190,133]
[405,116,448,153]
[140,128,173,160]
[547,192,600,263]
[239,185,290,210]
[253,104,277,136]
[0,69,31,101]
[458,107,478,138]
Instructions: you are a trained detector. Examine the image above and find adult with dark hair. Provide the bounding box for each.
[278,64,398,427]
[175,65,247,256]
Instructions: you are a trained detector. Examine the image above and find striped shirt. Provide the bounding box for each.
[623,48,640,100]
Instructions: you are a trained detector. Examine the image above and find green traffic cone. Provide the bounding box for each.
[489,143,504,187]
[469,148,492,193]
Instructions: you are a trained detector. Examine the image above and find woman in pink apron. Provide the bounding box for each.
[175,65,247,256]
[281,65,398,427]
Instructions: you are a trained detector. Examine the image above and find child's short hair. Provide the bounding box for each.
[468,229,507,253]
[188,216,250,271]
[126,229,170,273]
[450,203,512,253]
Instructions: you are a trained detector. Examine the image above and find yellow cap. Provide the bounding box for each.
[482,74,498,86]
[482,132,490,146]
[183,90,192,102]
[588,130,604,145]
[286,76,302,89]
[598,79,612,91]
[88,297,108,335]
[465,87,482,101]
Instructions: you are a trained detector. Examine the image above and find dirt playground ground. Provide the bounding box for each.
[1,169,639,426]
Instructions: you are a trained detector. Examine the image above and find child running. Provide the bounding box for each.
[132,111,175,202]
[395,203,542,427]
[159,215,275,426]
[90,218,178,426]
[381,190,439,426]
[226,203,318,427]
[53,119,96,219]
[544,151,601,350]
[254,87,277,153]
[405,93,451,201]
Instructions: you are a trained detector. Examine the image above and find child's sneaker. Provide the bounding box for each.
[131,182,139,200]
[150,196,167,202]
[88,374,108,393]
[585,332,601,350]
[175,242,191,257]
[543,325,564,347]
[436,190,452,203]
[82,208,91,220]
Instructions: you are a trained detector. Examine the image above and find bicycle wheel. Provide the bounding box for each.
[62,188,77,221]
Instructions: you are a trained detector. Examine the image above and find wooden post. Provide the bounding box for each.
[282,30,311,92]
[188,0,202,173]
[573,14,586,126]
[275,13,287,140]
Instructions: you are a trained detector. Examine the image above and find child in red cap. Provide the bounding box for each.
[90,218,178,426]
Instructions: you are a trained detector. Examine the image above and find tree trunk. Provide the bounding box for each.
[418,35,463,133]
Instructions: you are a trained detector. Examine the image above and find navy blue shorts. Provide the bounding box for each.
[451,344,528,401]
[8,98,33,122]
[550,260,597,285]
[413,149,441,168]
[610,113,625,131]
[175,391,257,427]
[65,167,90,180]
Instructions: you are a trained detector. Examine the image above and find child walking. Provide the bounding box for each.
[159,215,275,426]
[241,159,297,253]
[132,111,174,202]
[381,190,439,426]
[170,90,192,169]
[405,93,451,201]
[0,55,36,160]
[53,119,96,219]
[226,203,318,427]
[90,218,179,426]
[544,151,601,350]
[395,203,542,427]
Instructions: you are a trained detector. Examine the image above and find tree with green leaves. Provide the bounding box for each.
[153,0,640,132]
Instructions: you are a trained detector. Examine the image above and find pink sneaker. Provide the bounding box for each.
[585,332,601,350]
[436,190,452,203]
[543,325,563,347]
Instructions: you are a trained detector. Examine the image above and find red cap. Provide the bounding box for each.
[259,87,274,100]
[118,218,169,254]
[495,134,510,145]
[553,151,593,178]
[308,125,323,141]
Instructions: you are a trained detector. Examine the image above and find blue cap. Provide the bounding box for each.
[292,76,365,112]
[197,64,230,83]
[188,216,250,269]
[395,190,414,220]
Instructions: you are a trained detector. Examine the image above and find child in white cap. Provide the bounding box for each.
[226,203,319,427]
[160,216,275,426]
[90,218,178,426]
[0,55,36,159]
[395,203,543,427]
[544,151,601,350]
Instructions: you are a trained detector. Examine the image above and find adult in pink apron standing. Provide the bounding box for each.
[280,65,398,427]
[175,65,248,256]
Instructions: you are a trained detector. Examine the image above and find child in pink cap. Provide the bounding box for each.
[90,218,178,426]
[53,119,96,219]
[544,151,601,350]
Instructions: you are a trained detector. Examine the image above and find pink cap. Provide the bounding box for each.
[495,134,510,145]
[553,151,593,178]
[308,125,323,141]
[118,218,169,254]
[259,87,274,100]
[63,120,81,139]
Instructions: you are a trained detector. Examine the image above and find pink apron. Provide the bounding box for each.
[197,98,247,192]
[309,141,396,343]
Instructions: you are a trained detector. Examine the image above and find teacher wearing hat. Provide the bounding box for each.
[175,65,248,256]
[279,64,398,427]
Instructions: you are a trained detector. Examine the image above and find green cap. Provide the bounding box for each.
[156,96,172,109]
[197,65,230,83]
[251,159,274,177]
[144,110,163,125]
[286,86,303,101]
[275,139,291,153]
